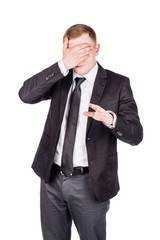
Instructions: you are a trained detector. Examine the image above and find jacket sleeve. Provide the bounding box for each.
[111,78,143,146]
[18,62,64,104]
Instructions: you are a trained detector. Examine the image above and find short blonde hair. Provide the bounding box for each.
[63,24,97,43]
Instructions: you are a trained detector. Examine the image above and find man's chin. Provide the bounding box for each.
[73,66,88,76]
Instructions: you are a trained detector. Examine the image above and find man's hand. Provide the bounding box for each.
[83,103,114,125]
[62,37,94,71]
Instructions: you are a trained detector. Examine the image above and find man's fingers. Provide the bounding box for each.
[76,43,92,50]
[79,47,94,58]
[62,42,94,70]
[79,46,93,52]
[88,103,98,111]
[83,103,103,118]
[88,103,105,112]
[79,55,90,63]
[83,112,94,118]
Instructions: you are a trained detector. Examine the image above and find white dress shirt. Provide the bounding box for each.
[54,60,116,167]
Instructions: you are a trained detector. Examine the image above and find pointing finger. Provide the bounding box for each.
[88,103,105,112]
[88,103,98,111]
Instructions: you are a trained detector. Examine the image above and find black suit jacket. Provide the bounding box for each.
[19,62,143,201]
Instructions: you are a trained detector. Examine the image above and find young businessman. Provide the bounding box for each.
[19,24,143,240]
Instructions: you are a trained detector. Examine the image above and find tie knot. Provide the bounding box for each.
[75,77,86,87]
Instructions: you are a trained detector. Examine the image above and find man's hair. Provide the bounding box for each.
[63,24,97,43]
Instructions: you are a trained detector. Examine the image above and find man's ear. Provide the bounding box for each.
[95,44,100,56]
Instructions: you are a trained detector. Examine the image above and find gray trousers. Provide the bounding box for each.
[40,169,110,240]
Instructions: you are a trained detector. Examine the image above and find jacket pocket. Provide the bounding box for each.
[99,153,118,190]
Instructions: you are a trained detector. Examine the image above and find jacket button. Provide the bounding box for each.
[117,131,122,136]
[87,137,91,141]
[46,73,54,80]
[90,161,95,165]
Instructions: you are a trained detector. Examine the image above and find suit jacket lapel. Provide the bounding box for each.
[86,63,108,135]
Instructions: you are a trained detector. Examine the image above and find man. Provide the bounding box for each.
[19,24,143,240]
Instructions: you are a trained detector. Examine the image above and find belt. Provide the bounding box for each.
[53,163,89,176]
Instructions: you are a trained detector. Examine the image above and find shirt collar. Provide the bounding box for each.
[72,62,98,85]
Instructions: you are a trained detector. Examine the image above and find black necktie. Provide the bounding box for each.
[61,77,86,176]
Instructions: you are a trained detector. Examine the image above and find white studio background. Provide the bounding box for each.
[0,0,160,239]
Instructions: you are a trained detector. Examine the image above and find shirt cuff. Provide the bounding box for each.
[103,111,117,129]
[58,59,69,76]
